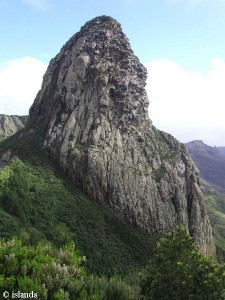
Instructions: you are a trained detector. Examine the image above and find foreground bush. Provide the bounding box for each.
[0,238,139,299]
[0,239,88,299]
[140,227,225,300]
[86,276,140,300]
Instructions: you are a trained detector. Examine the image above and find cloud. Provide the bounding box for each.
[22,0,49,8]
[0,57,47,115]
[1,55,224,146]
[146,58,225,146]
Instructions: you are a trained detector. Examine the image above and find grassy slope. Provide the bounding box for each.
[0,132,158,277]
[204,191,225,262]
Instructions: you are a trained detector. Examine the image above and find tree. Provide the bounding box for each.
[140,227,225,300]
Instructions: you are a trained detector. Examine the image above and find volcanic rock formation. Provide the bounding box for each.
[0,114,27,139]
[27,16,214,254]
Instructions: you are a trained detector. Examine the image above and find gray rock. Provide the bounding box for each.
[0,114,28,138]
[27,16,214,254]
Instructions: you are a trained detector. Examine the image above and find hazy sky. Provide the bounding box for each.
[0,0,225,146]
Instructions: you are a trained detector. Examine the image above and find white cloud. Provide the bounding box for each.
[146,58,225,146]
[1,55,224,146]
[0,57,47,115]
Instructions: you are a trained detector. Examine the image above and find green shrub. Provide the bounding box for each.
[0,238,87,299]
[140,227,225,300]
[0,237,139,299]
[0,154,156,276]
[86,276,140,300]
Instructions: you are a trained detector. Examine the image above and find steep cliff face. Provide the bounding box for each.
[27,16,214,254]
[0,115,27,139]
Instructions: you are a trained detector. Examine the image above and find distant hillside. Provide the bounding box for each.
[186,140,225,192]
[218,147,225,156]
[0,114,28,140]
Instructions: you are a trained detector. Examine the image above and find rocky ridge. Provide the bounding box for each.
[186,140,225,192]
[27,16,214,254]
[0,114,27,139]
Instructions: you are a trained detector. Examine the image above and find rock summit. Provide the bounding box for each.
[27,16,214,254]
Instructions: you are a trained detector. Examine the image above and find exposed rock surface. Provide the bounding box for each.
[186,140,225,193]
[27,16,214,254]
[0,114,28,138]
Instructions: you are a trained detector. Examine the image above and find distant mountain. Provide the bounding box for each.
[186,140,225,192]
[0,114,28,140]
[218,147,225,156]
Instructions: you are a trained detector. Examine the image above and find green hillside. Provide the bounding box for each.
[0,132,158,277]
[1,133,225,299]
[204,191,225,262]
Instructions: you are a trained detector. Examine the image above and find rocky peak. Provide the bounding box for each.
[29,15,149,136]
[61,15,149,126]
[0,114,27,139]
[27,16,214,254]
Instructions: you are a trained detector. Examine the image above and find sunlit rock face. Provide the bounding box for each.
[28,16,214,254]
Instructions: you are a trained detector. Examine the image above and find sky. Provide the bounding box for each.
[0,0,225,146]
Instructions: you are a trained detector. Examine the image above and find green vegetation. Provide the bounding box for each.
[0,135,6,142]
[0,238,139,299]
[162,150,179,166]
[205,192,225,262]
[0,165,10,196]
[152,166,165,183]
[140,227,225,300]
[0,134,157,277]
[1,229,225,299]
[75,143,85,152]
[1,133,225,299]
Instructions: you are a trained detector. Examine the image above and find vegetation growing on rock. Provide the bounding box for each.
[0,136,157,277]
